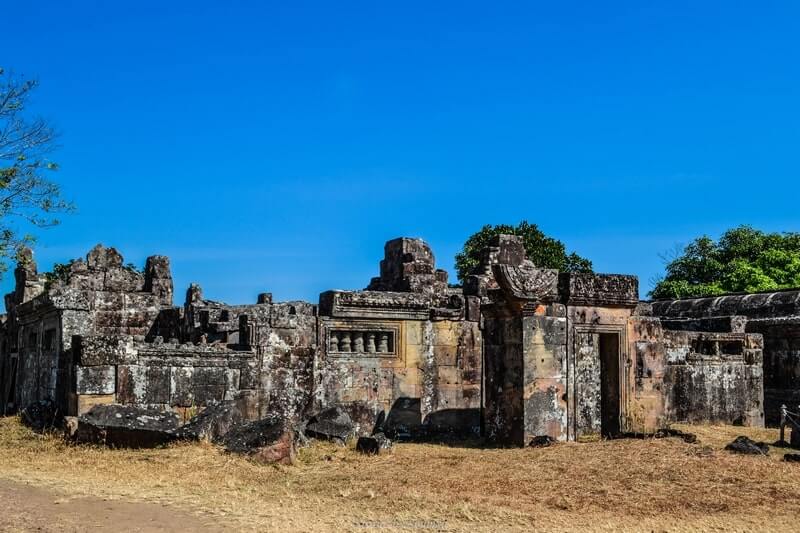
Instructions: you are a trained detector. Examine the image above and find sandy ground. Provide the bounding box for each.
[0,479,225,532]
[0,417,797,532]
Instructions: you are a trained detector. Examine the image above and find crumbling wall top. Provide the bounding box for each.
[651,289,800,320]
[366,237,448,294]
[86,244,123,270]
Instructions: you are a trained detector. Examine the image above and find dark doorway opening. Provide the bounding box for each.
[599,333,620,437]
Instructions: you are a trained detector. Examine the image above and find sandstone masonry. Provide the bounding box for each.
[0,236,769,444]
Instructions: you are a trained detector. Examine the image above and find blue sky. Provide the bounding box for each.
[1,1,798,307]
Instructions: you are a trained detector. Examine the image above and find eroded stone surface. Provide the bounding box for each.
[653,291,799,425]
[72,404,180,448]
[222,415,296,464]
[0,236,777,448]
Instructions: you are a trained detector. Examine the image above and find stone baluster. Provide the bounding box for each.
[367,333,377,353]
[353,332,364,353]
[378,333,389,353]
[340,332,352,353]
[329,332,339,352]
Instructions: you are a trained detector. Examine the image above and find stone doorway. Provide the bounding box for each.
[575,331,622,439]
[599,333,621,437]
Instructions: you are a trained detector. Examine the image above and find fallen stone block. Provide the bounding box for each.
[528,435,556,448]
[71,404,180,448]
[784,454,800,463]
[340,400,384,437]
[724,436,769,456]
[654,428,698,444]
[356,433,393,455]
[223,415,296,465]
[382,397,424,441]
[176,401,246,443]
[304,406,355,444]
[20,399,61,432]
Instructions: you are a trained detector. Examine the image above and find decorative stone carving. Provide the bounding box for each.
[560,273,639,307]
[319,290,431,320]
[325,326,397,357]
[493,263,559,302]
[340,332,352,353]
[329,332,339,352]
[353,333,364,353]
[378,333,389,353]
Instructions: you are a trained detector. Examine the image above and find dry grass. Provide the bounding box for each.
[0,417,798,532]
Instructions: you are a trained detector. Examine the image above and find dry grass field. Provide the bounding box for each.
[0,417,797,532]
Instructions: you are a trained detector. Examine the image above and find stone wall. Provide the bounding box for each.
[0,245,173,414]
[661,330,764,426]
[316,239,481,437]
[652,291,799,425]
[0,236,774,444]
[479,235,649,445]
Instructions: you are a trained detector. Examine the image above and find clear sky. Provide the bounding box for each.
[1,1,798,307]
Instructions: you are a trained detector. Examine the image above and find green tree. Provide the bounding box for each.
[454,221,593,282]
[650,225,800,299]
[0,68,71,275]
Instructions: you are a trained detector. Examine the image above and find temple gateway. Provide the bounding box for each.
[0,234,781,445]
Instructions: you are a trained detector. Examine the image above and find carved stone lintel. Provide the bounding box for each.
[560,273,639,307]
[319,290,432,320]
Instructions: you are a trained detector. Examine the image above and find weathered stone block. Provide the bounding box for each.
[170,367,194,407]
[433,321,460,347]
[117,365,170,405]
[193,367,227,404]
[434,345,458,366]
[393,367,420,398]
[238,363,259,390]
[104,267,144,292]
[223,416,296,465]
[75,365,116,395]
[465,296,481,322]
[356,433,393,455]
[74,334,137,366]
[225,368,241,398]
[72,404,180,448]
[86,244,123,270]
[437,365,461,386]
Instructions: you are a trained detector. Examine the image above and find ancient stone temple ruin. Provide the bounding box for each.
[0,236,770,445]
[652,291,800,426]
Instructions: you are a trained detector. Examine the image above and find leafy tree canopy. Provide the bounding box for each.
[0,68,72,277]
[650,225,800,299]
[454,221,593,282]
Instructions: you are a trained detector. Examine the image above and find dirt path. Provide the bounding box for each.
[0,479,227,532]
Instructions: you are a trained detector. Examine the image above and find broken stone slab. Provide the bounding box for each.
[724,436,769,456]
[70,404,180,448]
[356,432,393,455]
[654,428,698,444]
[304,406,355,444]
[222,415,296,465]
[528,435,556,448]
[175,401,246,443]
[20,399,61,432]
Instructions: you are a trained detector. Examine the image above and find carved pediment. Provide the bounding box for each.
[492,263,559,302]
